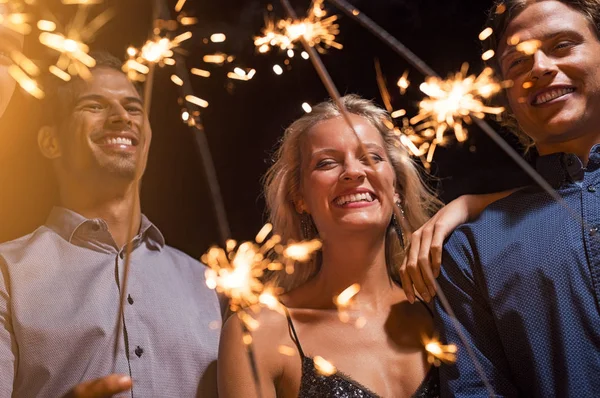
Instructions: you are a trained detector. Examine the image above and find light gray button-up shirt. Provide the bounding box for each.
[0,207,221,397]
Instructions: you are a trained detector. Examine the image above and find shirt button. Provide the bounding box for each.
[135,346,143,357]
[590,228,598,236]
[588,185,597,193]
[127,294,134,305]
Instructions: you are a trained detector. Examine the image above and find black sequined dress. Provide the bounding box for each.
[284,308,440,398]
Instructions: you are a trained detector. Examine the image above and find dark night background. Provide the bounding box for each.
[0,0,532,258]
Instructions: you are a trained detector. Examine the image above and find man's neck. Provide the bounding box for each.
[537,133,600,166]
[58,178,141,249]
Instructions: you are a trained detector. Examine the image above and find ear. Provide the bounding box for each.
[294,198,308,214]
[37,126,62,160]
[393,191,401,205]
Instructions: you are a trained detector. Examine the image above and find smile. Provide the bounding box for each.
[93,132,139,148]
[532,87,575,105]
[335,192,376,206]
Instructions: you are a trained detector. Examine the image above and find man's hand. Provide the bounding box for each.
[63,374,132,398]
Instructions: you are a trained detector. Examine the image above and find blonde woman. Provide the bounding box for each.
[218,95,504,397]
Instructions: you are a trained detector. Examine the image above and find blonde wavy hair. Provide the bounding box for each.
[263,95,442,292]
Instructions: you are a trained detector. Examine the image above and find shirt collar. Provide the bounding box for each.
[45,207,166,250]
[535,144,600,188]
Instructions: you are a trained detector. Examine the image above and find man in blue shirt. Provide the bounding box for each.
[437,0,600,396]
[0,53,221,397]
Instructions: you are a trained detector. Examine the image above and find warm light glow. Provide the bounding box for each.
[191,68,211,77]
[335,284,360,307]
[37,20,56,32]
[314,356,337,376]
[424,338,457,367]
[397,70,410,95]
[273,64,283,75]
[171,74,184,86]
[203,54,226,64]
[481,49,495,61]
[185,95,209,108]
[254,0,342,54]
[478,27,493,41]
[202,225,321,314]
[302,102,312,113]
[391,109,406,119]
[210,33,226,43]
[516,39,542,55]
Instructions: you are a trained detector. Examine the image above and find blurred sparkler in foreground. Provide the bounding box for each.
[0,0,33,35]
[424,337,457,367]
[38,2,115,81]
[254,0,342,54]
[202,223,322,323]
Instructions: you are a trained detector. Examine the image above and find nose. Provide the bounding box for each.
[106,103,133,129]
[529,50,557,81]
[340,158,366,182]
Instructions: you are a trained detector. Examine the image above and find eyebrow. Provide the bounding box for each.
[500,30,578,61]
[310,143,385,158]
[76,94,143,107]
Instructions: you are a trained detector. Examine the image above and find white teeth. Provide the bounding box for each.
[335,192,375,206]
[102,137,133,146]
[534,87,574,105]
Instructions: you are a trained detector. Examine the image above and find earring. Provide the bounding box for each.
[300,212,316,240]
[392,201,406,250]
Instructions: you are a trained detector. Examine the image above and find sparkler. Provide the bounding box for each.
[0,0,32,35]
[38,3,115,81]
[424,337,457,367]
[203,223,322,316]
[254,0,342,55]
[407,63,507,159]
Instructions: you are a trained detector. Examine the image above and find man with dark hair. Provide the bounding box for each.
[436,0,600,396]
[0,52,221,397]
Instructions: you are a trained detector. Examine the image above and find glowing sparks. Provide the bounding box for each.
[171,74,183,86]
[391,109,406,119]
[273,64,283,75]
[254,0,342,55]
[37,20,56,32]
[424,338,457,367]
[302,102,312,113]
[0,1,32,35]
[174,0,187,13]
[227,67,256,81]
[202,224,321,314]
[191,68,211,77]
[407,64,506,161]
[185,95,209,108]
[314,356,337,376]
[278,345,296,357]
[203,53,227,64]
[481,49,495,61]
[396,70,410,95]
[335,284,360,308]
[210,33,226,43]
[478,27,493,41]
[516,39,542,55]
[38,4,115,81]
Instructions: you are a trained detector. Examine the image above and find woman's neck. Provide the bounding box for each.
[307,232,398,312]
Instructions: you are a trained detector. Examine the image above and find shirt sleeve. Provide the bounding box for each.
[435,229,517,397]
[0,255,16,395]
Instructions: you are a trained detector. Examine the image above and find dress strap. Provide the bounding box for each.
[283,306,306,359]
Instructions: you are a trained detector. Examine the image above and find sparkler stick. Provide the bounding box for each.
[113,0,160,364]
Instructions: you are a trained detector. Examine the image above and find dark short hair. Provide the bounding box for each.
[41,51,142,128]
[482,0,600,147]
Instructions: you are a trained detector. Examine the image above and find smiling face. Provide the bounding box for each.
[297,114,398,240]
[498,0,600,154]
[0,25,24,117]
[49,67,150,183]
